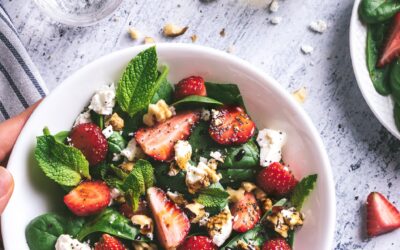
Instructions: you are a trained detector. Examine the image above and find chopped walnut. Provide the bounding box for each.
[292,87,307,104]
[167,162,181,176]
[106,113,124,131]
[185,162,221,194]
[260,197,273,212]
[131,215,154,235]
[144,37,155,44]
[237,239,258,250]
[184,202,206,223]
[128,27,141,40]
[254,188,267,200]
[267,207,303,238]
[241,182,257,193]
[190,34,198,43]
[226,187,245,203]
[163,23,188,37]
[206,208,233,246]
[132,242,158,250]
[143,99,174,126]
[120,162,134,172]
[167,191,188,206]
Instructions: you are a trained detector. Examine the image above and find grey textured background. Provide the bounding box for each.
[2,0,400,249]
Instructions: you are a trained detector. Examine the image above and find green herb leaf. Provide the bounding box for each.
[135,159,155,189]
[107,132,127,155]
[77,208,141,241]
[153,162,189,195]
[260,198,287,222]
[359,0,400,24]
[221,225,266,249]
[195,184,229,214]
[116,46,161,117]
[218,169,257,186]
[151,66,173,104]
[172,95,223,106]
[35,131,90,186]
[205,82,245,106]
[53,131,69,143]
[290,174,318,210]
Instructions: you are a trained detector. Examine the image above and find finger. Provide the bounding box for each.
[0,167,14,214]
[0,100,41,163]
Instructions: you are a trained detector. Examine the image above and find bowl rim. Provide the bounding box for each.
[349,0,400,140]
[1,43,336,249]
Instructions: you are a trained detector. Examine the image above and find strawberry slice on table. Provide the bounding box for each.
[135,111,200,161]
[64,181,110,216]
[231,192,261,233]
[262,238,291,250]
[94,234,127,250]
[256,162,298,197]
[378,13,400,67]
[175,76,207,99]
[147,187,190,249]
[70,123,108,166]
[177,236,217,250]
[366,192,400,237]
[209,106,255,145]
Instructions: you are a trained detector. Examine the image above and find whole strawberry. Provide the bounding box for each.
[70,123,108,165]
[175,76,207,99]
[94,234,126,250]
[178,236,217,250]
[257,162,298,196]
[262,238,291,250]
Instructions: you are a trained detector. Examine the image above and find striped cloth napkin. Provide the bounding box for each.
[0,4,48,122]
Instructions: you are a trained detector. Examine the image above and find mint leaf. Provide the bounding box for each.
[290,174,318,210]
[116,46,160,117]
[151,68,173,104]
[135,159,154,189]
[195,185,229,213]
[35,133,90,187]
[172,95,223,106]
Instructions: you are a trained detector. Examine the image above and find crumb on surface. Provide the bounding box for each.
[292,87,307,104]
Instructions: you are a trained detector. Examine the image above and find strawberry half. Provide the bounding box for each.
[378,13,400,67]
[209,106,255,145]
[177,236,217,250]
[366,192,400,237]
[231,192,261,233]
[262,238,291,250]
[64,181,110,216]
[147,187,190,249]
[70,123,108,166]
[135,111,200,161]
[175,76,207,100]
[94,234,127,250]
[256,162,298,197]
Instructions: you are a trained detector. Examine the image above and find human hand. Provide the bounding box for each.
[0,101,40,214]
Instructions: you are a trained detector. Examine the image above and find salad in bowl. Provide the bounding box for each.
[23,46,318,250]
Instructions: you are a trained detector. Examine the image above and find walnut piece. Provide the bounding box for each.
[106,113,124,131]
[163,23,188,37]
[226,187,245,203]
[184,202,206,223]
[143,99,173,126]
[131,215,154,236]
[144,36,155,44]
[292,87,307,104]
[167,191,188,206]
[132,242,158,250]
[128,27,141,40]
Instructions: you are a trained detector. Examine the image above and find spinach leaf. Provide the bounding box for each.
[116,46,160,117]
[218,169,257,186]
[107,132,127,155]
[221,225,266,249]
[290,174,317,210]
[25,213,85,250]
[287,230,295,247]
[172,95,223,106]
[390,59,400,103]
[205,82,245,106]
[153,162,189,195]
[151,67,174,104]
[260,198,287,222]
[366,22,392,95]
[359,0,400,24]
[35,129,90,186]
[77,208,141,241]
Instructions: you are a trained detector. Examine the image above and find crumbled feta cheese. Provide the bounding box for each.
[121,138,144,161]
[143,99,174,126]
[207,208,233,246]
[55,235,90,250]
[201,108,211,121]
[112,153,121,162]
[184,202,206,223]
[174,140,192,170]
[270,16,282,25]
[309,20,328,33]
[88,83,116,115]
[199,212,210,226]
[185,162,221,194]
[102,125,113,139]
[301,45,314,54]
[73,110,92,127]
[210,151,224,162]
[167,191,188,206]
[257,129,286,167]
[269,0,279,12]
[199,157,208,164]
[110,188,122,200]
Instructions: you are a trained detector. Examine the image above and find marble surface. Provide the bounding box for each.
[2,0,400,249]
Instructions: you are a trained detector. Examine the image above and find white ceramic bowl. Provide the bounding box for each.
[350,0,400,139]
[1,44,335,250]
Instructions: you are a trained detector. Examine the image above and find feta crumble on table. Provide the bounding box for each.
[88,83,116,115]
[210,151,224,162]
[269,0,279,12]
[102,125,113,139]
[257,128,287,167]
[301,45,314,54]
[309,20,328,33]
[73,110,92,127]
[270,16,282,25]
[121,138,144,161]
[55,234,90,250]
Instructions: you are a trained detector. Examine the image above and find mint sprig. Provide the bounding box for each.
[195,184,229,213]
[290,174,318,210]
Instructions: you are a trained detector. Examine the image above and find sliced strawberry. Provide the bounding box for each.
[135,111,200,161]
[209,106,255,145]
[94,234,127,250]
[378,13,400,67]
[70,123,108,165]
[231,192,261,233]
[178,236,217,250]
[175,76,206,99]
[147,187,190,249]
[64,181,110,216]
[256,162,298,197]
[262,238,291,250]
[366,192,400,237]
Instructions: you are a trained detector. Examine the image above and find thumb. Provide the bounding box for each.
[0,167,14,214]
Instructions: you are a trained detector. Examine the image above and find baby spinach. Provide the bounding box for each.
[172,95,223,106]
[35,128,90,186]
[367,22,392,95]
[205,82,245,106]
[390,59,400,103]
[153,162,189,195]
[218,169,257,186]
[359,0,400,24]
[107,132,127,155]
[221,225,266,249]
[77,208,141,241]
[290,174,318,210]
[151,69,174,104]
[26,213,85,250]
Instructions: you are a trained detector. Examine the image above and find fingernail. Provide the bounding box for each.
[0,167,14,213]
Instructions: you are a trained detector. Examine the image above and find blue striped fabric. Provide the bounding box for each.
[0,4,48,121]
